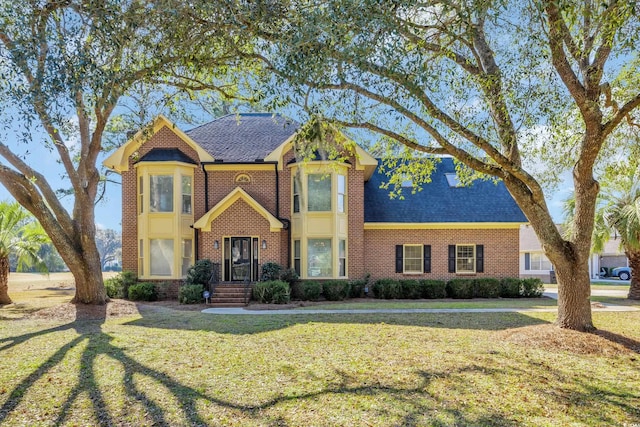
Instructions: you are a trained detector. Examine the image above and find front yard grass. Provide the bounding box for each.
[1,301,639,426]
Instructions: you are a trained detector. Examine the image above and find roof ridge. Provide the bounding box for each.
[186,112,291,133]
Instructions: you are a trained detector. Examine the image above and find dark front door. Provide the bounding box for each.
[224,237,259,281]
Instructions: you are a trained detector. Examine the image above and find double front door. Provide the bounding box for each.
[223,237,259,281]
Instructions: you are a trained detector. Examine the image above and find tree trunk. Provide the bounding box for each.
[0,255,12,305]
[627,250,640,300]
[554,259,594,332]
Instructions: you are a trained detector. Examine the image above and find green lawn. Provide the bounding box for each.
[297,298,558,310]
[1,303,639,426]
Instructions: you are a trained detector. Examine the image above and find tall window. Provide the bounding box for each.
[339,239,346,276]
[404,245,423,273]
[138,240,144,276]
[150,239,174,276]
[456,245,475,273]
[293,175,301,213]
[150,175,173,212]
[182,239,193,277]
[337,175,346,213]
[294,240,301,275]
[181,176,192,214]
[308,174,331,211]
[308,238,332,277]
[138,176,144,214]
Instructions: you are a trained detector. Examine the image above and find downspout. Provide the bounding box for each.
[274,162,292,269]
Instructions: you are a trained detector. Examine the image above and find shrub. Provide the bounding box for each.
[261,262,282,282]
[128,282,158,301]
[521,278,545,297]
[474,278,501,298]
[185,259,213,286]
[372,279,401,299]
[322,280,351,301]
[253,280,290,304]
[400,279,422,299]
[104,270,137,299]
[179,284,204,304]
[279,268,299,285]
[446,279,474,299]
[420,280,447,299]
[349,279,367,298]
[500,278,521,298]
[299,281,323,301]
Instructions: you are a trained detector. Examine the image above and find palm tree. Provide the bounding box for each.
[602,184,640,300]
[564,182,640,300]
[0,201,49,305]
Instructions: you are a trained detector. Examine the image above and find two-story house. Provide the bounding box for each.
[104,113,527,297]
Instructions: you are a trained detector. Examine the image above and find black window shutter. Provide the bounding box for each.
[476,245,484,273]
[395,245,403,273]
[524,253,530,270]
[448,245,456,273]
[423,245,431,273]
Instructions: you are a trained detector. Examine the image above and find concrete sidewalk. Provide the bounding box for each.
[202,304,638,315]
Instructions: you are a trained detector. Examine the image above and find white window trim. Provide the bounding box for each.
[403,244,423,274]
[456,244,476,274]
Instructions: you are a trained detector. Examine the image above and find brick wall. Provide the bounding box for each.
[363,228,520,281]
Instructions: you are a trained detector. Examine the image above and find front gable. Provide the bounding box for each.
[194,187,284,232]
[103,115,214,173]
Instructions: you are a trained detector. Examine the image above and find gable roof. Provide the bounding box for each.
[364,158,527,224]
[193,187,284,232]
[103,115,214,172]
[186,113,299,162]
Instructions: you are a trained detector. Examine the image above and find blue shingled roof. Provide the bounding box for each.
[364,158,527,223]
[138,148,196,164]
[185,113,299,161]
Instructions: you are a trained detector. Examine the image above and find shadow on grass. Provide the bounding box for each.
[126,305,551,335]
[0,305,529,426]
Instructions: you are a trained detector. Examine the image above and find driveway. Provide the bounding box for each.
[543,287,629,299]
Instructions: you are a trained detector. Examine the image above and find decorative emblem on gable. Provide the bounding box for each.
[235,173,251,184]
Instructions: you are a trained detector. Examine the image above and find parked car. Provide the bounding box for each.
[611,267,631,281]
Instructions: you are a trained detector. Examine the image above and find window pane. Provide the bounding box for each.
[294,240,301,275]
[308,174,331,211]
[337,175,345,213]
[181,239,192,277]
[182,176,192,214]
[308,239,332,277]
[339,239,346,276]
[150,239,173,276]
[138,176,144,214]
[293,176,301,213]
[150,175,173,212]
[456,245,475,273]
[404,245,423,273]
[531,253,552,271]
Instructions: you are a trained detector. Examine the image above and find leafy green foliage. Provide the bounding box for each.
[322,280,351,301]
[500,278,522,298]
[446,279,475,299]
[521,278,545,298]
[253,280,290,304]
[372,279,401,299]
[474,278,501,298]
[399,280,422,299]
[348,278,368,298]
[420,280,447,299]
[104,271,138,299]
[185,259,213,286]
[261,262,282,282]
[179,284,205,304]
[128,282,158,301]
[299,281,322,301]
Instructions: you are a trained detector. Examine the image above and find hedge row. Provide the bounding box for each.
[372,277,544,299]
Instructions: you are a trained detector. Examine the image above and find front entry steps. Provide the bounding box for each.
[207,283,252,307]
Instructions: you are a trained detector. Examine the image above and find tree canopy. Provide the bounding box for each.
[213,0,640,330]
